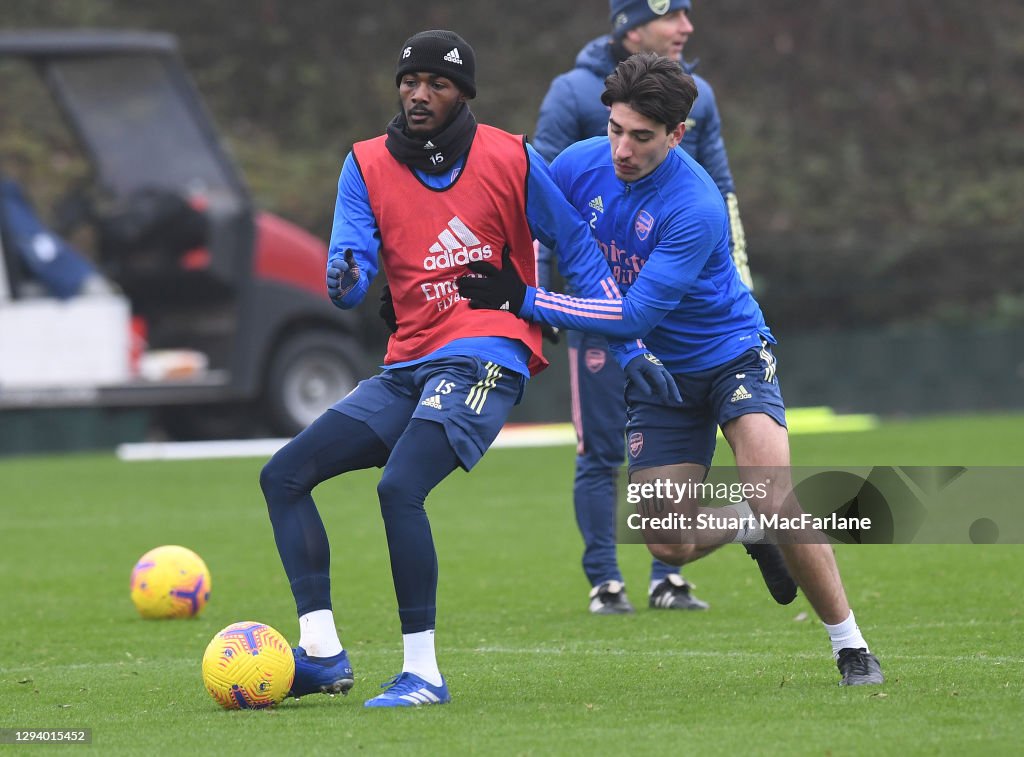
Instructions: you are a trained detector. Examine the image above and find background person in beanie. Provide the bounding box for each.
[259,29,680,709]
[458,53,884,687]
[531,0,777,616]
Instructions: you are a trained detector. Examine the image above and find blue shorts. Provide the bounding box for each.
[332,356,524,471]
[625,341,787,472]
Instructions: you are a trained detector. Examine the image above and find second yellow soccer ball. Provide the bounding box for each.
[129,545,211,619]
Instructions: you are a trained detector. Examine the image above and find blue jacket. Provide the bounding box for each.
[533,36,742,289]
[523,137,772,374]
[534,36,735,196]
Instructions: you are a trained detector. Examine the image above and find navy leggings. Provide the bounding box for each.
[260,410,460,634]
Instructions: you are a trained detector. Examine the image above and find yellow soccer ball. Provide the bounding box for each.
[130,545,211,619]
[202,622,295,709]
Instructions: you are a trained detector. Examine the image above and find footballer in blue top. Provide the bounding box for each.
[541,134,769,375]
[458,52,884,688]
[531,0,748,614]
[259,32,686,710]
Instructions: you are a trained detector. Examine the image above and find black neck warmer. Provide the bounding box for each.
[385,102,477,175]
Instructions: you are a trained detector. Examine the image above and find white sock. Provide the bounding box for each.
[823,610,869,658]
[729,500,764,543]
[403,630,442,686]
[298,609,343,658]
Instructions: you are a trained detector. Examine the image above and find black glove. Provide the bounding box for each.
[457,244,527,314]
[379,284,397,333]
[326,249,360,306]
[541,324,560,344]
[624,352,683,406]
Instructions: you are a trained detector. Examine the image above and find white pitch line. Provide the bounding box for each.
[463,647,1023,664]
[116,424,576,462]
[116,409,876,462]
[117,438,289,461]
[116,405,876,465]
[2,648,1019,676]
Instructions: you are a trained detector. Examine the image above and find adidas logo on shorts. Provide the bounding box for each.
[421,394,443,410]
[443,48,463,65]
[731,385,752,402]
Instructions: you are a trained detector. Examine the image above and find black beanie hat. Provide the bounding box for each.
[395,30,476,99]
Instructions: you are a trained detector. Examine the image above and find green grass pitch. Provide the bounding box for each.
[1,412,1021,754]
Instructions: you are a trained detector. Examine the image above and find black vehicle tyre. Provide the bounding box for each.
[263,330,366,438]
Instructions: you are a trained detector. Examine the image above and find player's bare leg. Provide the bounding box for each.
[631,460,796,604]
[722,413,850,622]
[630,462,729,566]
[723,413,883,684]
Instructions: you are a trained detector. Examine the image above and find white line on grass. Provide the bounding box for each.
[464,647,1023,664]
[2,648,1019,676]
[117,409,876,462]
[115,424,576,461]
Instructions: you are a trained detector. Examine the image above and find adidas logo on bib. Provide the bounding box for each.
[424,216,493,270]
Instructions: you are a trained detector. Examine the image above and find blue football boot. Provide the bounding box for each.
[363,672,450,708]
[288,647,354,698]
